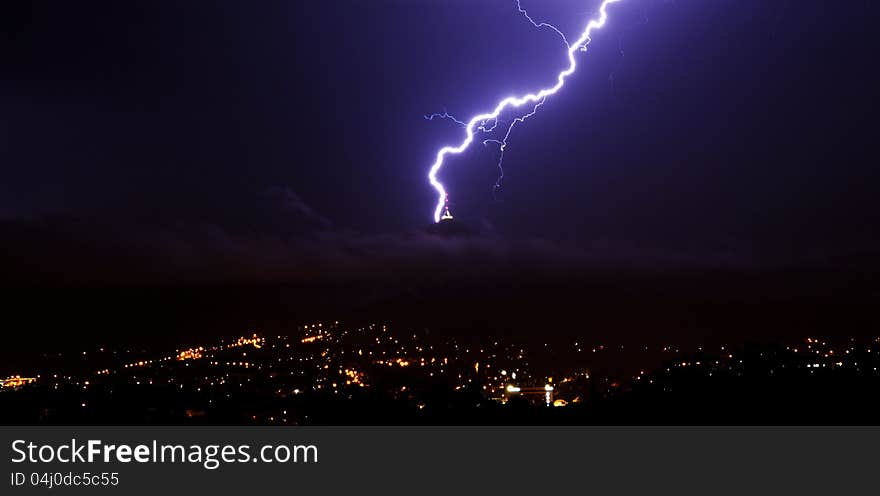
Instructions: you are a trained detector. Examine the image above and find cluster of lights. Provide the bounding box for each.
[114,334,264,373]
[50,324,880,417]
[376,358,411,368]
[210,361,253,368]
[1,376,37,389]
[177,347,204,361]
[343,368,366,387]
[232,334,264,349]
[502,380,556,406]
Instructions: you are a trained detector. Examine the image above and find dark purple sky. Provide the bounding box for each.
[2,0,880,362]
[1,0,879,284]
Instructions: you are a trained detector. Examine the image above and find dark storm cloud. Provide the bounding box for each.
[2,0,877,244]
[2,205,873,290]
[264,186,332,230]
[1,0,878,290]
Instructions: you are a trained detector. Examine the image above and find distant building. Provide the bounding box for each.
[425,197,473,237]
[503,383,555,406]
[440,201,454,221]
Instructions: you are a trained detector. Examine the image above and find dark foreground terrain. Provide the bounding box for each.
[3,322,879,425]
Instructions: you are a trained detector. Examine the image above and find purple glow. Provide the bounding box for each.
[426,0,623,223]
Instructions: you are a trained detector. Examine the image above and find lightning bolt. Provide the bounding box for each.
[426,0,624,223]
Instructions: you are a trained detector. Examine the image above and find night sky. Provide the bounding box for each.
[1,1,879,356]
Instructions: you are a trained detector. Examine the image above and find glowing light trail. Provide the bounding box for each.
[426,0,623,222]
